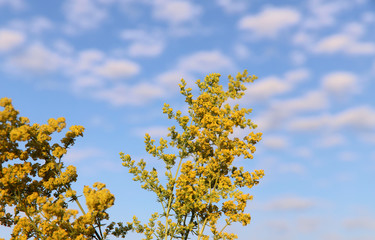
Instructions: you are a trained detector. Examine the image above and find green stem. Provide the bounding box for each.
[164,156,184,240]
[55,155,102,240]
[25,212,45,240]
[219,221,231,235]
[73,195,86,215]
[17,193,45,240]
[197,176,219,240]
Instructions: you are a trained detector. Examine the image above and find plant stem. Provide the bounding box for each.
[197,176,219,240]
[164,156,184,240]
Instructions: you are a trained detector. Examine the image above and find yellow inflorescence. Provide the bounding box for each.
[121,70,264,240]
[1,70,264,239]
[0,97,115,239]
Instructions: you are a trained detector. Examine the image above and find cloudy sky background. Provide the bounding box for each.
[1,0,375,239]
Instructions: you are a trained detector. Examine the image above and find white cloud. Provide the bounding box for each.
[243,76,292,101]
[7,43,65,73]
[293,32,314,47]
[53,40,74,55]
[216,0,247,13]
[64,147,104,163]
[263,196,315,211]
[93,82,165,106]
[361,133,375,145]
[128,42,164,57]
[342,22,365,37]
[317,134,346,148]
[252,89,328,133]
[354,0,368,4]
[333,106,375,131]
[65,147,121,174]
[155,70,195,96]
[72,76,104,92]
[121,29,165,57]
[362,12,375,23]
[0,29,25,52]
[293,147,312,158]
[338,151,357,162]
[304,0,349,28]
[29,17,53,34]
[285,68,310,83]
[0,0,25,10]
[296,22,375,55]
[290,51,306,65]
[152,50,234,97]
[288,106,375,132]
[343,217,375,230]
[238,6,301,38]
[279,162,306,175]
[233,43,251,59]
[266,220,289,233]
[134,126,170,138]
[262,135,289,149]
[8,17,53,34]
[95,59,140,79]
[288,115,330,132]
[63,0,107,30]
[121,28,150,41]
[74,49,104,74]
[177,50,235,74]
[152,0,201,25]
[314,33,375,55]
[297,217,320,233]
[322,72,360,96]
[156,70,192,86]
[252,112,282,132]
[157,70,197,94]
[272,90,329,116]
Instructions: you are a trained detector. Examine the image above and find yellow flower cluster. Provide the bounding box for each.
[121,70,265,240]
[1,69,265,239]
[83,182,115,221]
[0,97,119,239]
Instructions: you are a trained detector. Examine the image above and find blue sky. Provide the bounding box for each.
[1,0,375,239]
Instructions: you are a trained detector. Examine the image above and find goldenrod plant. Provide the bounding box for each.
[121,70,264,240]
[1,70,264,240]
[0,97,125,240]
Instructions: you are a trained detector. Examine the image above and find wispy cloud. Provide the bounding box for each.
[8,16,54,34]
[215,0,247,13]
[134,126,170,138]
[177,50,235,74]
[288,105,375,132]
[63,0,107,32]
[304,0,349,28]
[262,135,289,150]
[321,71,360,96]
[314,33,375,55]
[316,134,347,148]
[95,59,140,79]
[152,0,202,25]
[238,6,301,38]
[262,196,316,211]
[271,90,329,116]
[6,42,68,74]
[64,147,105,163]
[343,216,375,230]
[0,0,25,10]
[121,29,165,57]
[242,76,292,102]
[93,82,165,106]
[0,28,25,52]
